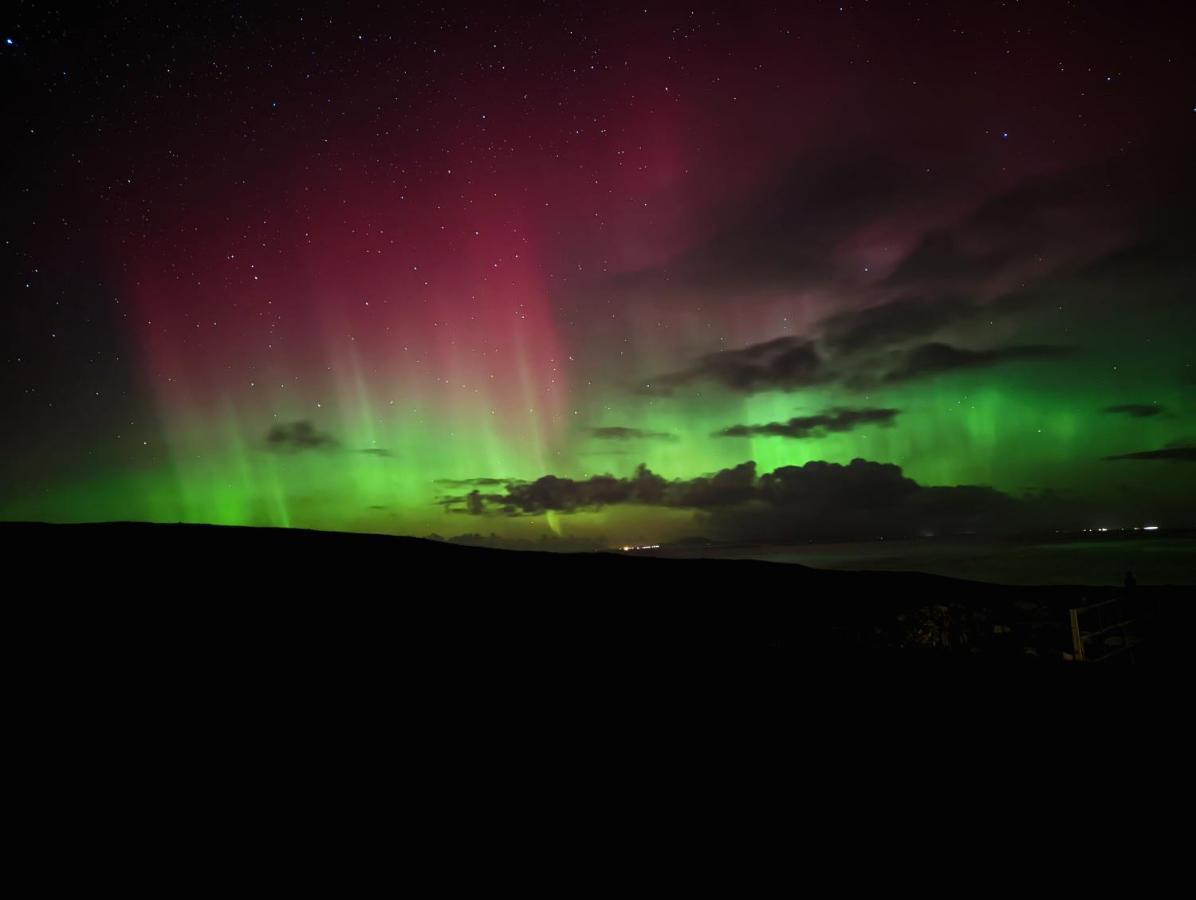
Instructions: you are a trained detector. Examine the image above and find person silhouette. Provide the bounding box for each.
[1124,570,1137,591]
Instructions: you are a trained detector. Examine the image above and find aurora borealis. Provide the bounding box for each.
[3,1,1195,547]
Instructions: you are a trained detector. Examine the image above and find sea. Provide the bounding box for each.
[660,531,1196,587]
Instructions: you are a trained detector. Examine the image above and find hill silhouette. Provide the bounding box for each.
[4,522,1190,674]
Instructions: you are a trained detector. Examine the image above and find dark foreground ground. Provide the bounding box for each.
[7,521,1189,861]
[5,522,1192,673]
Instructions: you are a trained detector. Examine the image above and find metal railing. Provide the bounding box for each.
[1067,597,1142,662]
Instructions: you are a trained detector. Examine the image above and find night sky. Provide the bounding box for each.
[3,1,1194,546]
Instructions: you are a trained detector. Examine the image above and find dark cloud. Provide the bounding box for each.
[667,461,759,508]
[589,426,677,442]
[264,421,339,453]
[715,407,899,439]
[602,152,934,302]
[1102,404,1163,418]
[626,159,1192,395]
[622,141,1195,398]
[442,458,1070,540]
[436,490,510,513]
[464,490,486,515]
[819,295,971,354]
[1103,447,1196,462]
[886,232,1013,292]
[1075,233,1196,293]
[883,342,1073,383]
[637,327,1073,397]
[884,146,1196,296]
[959,228,1196,345]
[624,148,1196,398]
[438,463,684,515]
[447,463,670,515]
[263,423,393,456]
[600,140,1195,349]
[717,460,1030,542]
[640,336,827,395]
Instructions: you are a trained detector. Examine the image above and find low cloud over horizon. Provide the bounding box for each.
[439,457,1078,542]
